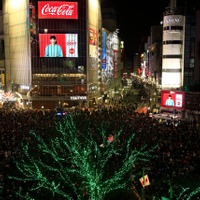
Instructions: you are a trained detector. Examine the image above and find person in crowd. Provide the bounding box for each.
[0,95,199,199]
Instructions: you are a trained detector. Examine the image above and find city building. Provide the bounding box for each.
[143,0,200,90]
[161,0,185,89]
[139,0,200,121]
[0,0,122,109]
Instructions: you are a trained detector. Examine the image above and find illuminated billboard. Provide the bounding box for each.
[89,27,98,58]
[38,1,78,19]
[102,31,106,69]
[39,33,78,57]
[161,90,185,110]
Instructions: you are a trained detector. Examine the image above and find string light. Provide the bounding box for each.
[9,114,157,199]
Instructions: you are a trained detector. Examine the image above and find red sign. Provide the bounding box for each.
[139,175,150,187]
[69,48,75,54]
[161,90,185,110]
[38,1,78,19]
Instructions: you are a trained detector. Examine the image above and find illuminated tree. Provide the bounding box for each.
[10,114,156,200]
[177,187,200,200]
[173,185,200,200]
[160,182,200,200]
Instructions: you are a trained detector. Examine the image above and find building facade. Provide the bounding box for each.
[0,0,122,109]
[161,4,185,89]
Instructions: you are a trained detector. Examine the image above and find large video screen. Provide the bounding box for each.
[161,90,185,110]
[39,33,78,58]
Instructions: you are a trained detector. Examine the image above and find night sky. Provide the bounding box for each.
[101,0,199,58]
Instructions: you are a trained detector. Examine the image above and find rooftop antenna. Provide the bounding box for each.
[169,0,177,12]
[166,0,179,15]
[170,0,177,9]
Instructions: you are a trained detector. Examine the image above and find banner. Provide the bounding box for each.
[38,1,78,19]
[139,174,150,187]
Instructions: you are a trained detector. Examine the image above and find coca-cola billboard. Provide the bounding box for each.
[38,1,78,19]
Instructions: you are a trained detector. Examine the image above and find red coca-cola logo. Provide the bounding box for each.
[41,4,74,16]
[69,48,75,54]
[38,1,78,19]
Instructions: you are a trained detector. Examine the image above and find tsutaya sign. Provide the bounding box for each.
[163,15,183,26]
[70,96,87,100]
[38,1,78,19]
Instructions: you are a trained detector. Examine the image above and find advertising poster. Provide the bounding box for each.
[89,27,98,58]
[161,90,185,110]
[39,33,78,57]
[102,31,107,69]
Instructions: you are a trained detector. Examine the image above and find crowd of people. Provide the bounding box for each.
[0,103,199,199]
